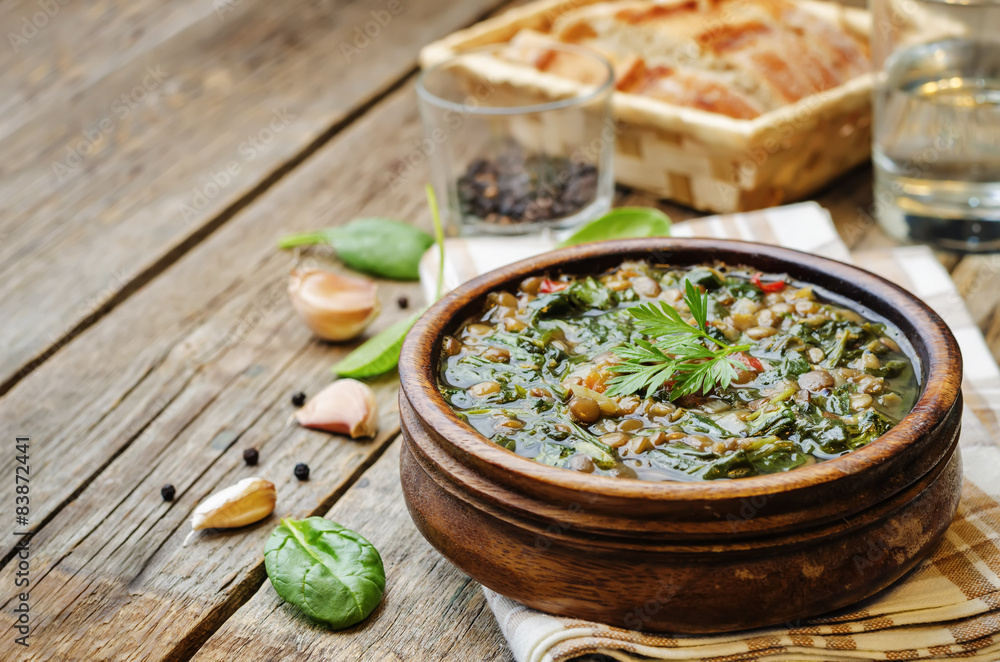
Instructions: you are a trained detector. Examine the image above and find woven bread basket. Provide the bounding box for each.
[420,0,873,213]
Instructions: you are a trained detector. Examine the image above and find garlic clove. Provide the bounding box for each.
[288,269,380,342]
[189,476,277,533]
[295,379,379,438]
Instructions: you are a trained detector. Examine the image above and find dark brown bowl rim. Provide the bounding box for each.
[399,237,963,502]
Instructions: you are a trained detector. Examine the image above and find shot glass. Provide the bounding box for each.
[417,43,615,236]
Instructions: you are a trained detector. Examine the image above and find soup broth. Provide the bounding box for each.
[438,261,919,481]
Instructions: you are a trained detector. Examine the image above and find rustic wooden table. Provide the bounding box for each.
[3,2,1000,661]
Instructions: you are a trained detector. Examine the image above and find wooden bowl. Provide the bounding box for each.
[398,238,963,633]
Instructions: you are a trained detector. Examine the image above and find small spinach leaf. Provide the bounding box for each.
[332,310,422,378]
[726,277,762,300]
[557,207,671,247]
[329,186,445,378]
[847,409,894,448]
[279,218,434,280]
[566,277,616,310]
[684,268,725,290]
[778,354,811,378]
[264,517,385,630]
[527,292,573,320]
[745,405,796,437]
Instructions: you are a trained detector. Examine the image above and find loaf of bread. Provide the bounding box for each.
[499,0,869,119]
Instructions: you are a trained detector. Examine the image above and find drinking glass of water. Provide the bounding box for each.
[872,0,1000,252]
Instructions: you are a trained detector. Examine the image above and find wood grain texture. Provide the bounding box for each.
[190,441,514,662]
[0,0,217,141]
[0,0,503,394]
[0,86,443,660]
[0,82,438,558]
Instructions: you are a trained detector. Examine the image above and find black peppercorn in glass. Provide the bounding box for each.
[417,43,615,237]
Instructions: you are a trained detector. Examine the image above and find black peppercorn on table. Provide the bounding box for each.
[2,0,997,661]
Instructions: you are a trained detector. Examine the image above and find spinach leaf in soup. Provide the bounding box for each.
[265,517,385,629]
[566,277,617,310]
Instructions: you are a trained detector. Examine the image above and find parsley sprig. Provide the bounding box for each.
[606,280,752,399]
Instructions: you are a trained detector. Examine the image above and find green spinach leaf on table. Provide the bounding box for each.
[332,311,423,378]
[265,517,385,630]
[557,207,672,247]
[279,217,434,280]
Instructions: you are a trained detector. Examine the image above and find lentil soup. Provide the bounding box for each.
[438,261,920,481]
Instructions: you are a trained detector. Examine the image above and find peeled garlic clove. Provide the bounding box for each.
[184,477,277,546]
[288,269,380,342]
[296,379,379,438]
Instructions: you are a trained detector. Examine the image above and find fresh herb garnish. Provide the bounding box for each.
[606,280,752,399]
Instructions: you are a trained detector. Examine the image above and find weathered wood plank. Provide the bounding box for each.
[0,80,438,554]
[190,441,514,662]
[0,0,216,141]
[0,0,503,394]
[0,356,406,661]
[0,85,443,660]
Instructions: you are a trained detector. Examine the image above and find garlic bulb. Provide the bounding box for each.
[288,269,380,341]
[183,477,277,546]
[296,379,379,438]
